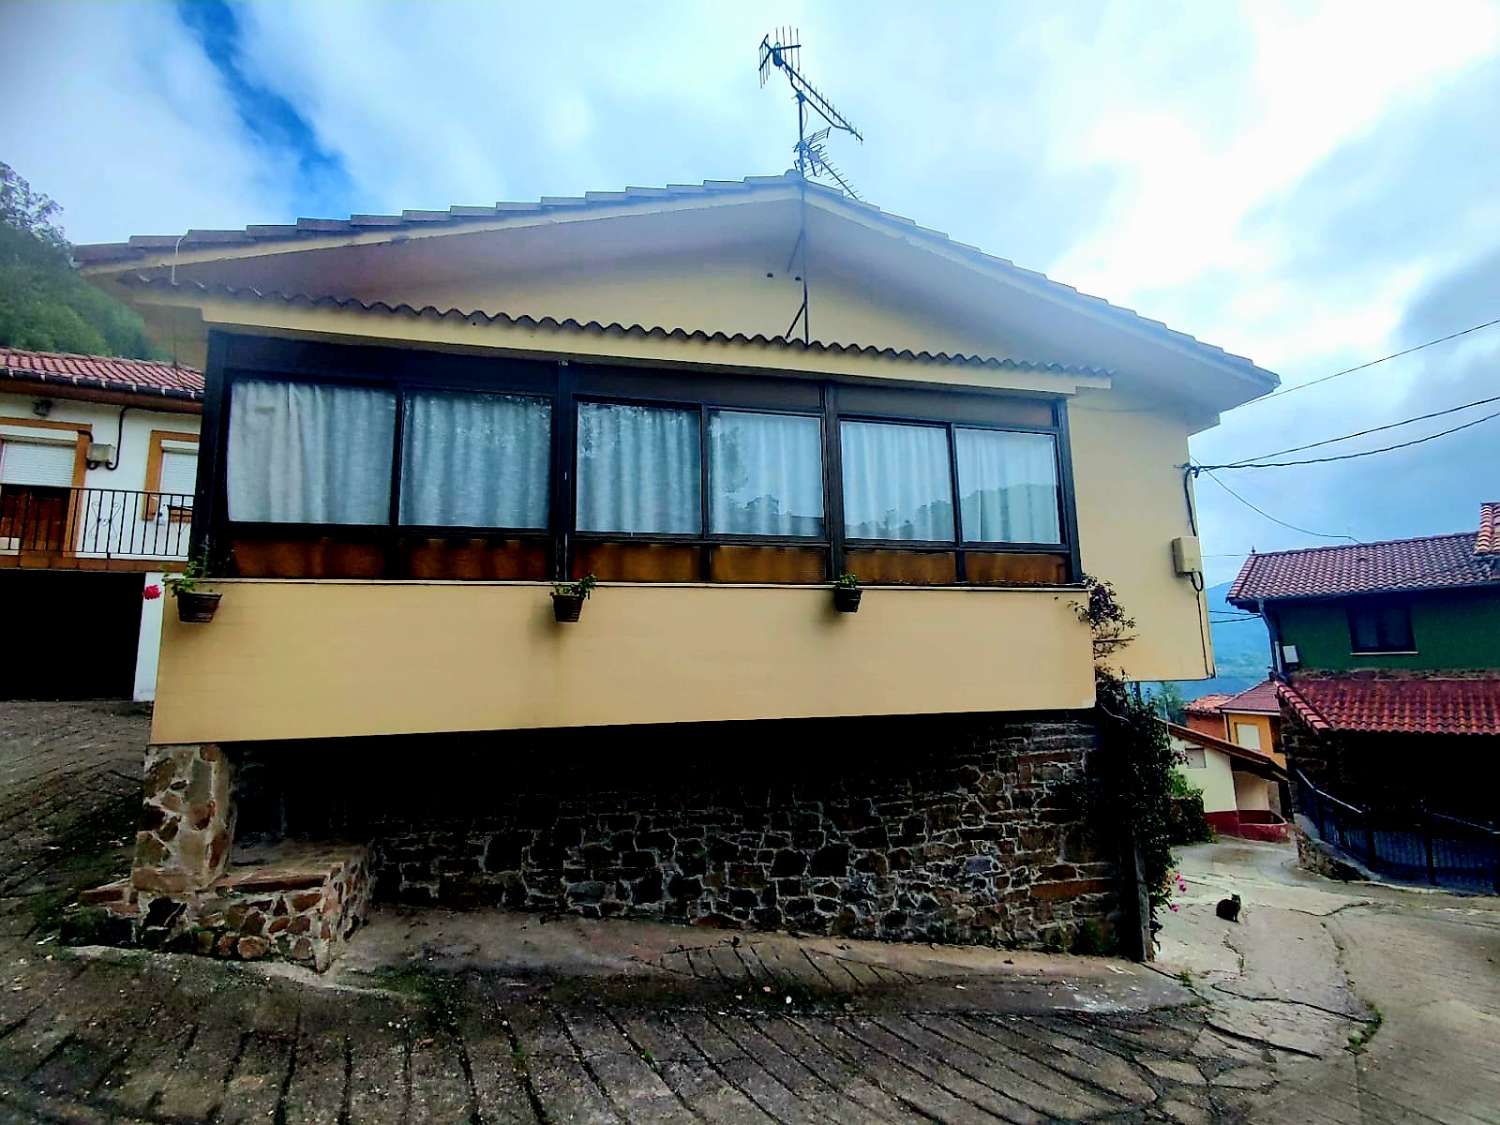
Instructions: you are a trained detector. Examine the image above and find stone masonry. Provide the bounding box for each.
[235,710,1126,951]
[132,743,235,894]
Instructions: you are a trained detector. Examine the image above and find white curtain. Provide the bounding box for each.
[227,380,396,524]
[955,428,1061,544]
[840,420,954,541]
[576,403,700,533]
[709,411,823,537]
[400,391,551,528]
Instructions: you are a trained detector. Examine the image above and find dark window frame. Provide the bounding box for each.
[1347,600,1417,654]
[198,331,1083,586]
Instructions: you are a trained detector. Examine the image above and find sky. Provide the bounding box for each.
[2,0,1499,585]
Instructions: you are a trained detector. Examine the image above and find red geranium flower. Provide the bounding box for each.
[143,584,163,600]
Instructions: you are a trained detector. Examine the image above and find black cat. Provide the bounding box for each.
[1216,894,1242,923]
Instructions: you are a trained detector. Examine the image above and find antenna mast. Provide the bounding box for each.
[758,29,863,198]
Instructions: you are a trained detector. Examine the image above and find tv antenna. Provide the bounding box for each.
[758,29,863,198]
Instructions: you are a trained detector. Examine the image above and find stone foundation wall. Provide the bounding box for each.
[235,710,1125,951]
[78,843,371,972]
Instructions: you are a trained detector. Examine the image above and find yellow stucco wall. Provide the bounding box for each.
[151,581,1096,745]
[1223,711,1282,765]
[1068,392,1212,682]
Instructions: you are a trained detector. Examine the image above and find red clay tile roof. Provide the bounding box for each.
[1228,531,1498,604]
[1184,693,1233,716]
[1,347,202,402]
[1278,674,1500,736]
[1221,679,1280,714]
[1478,502,1500,557]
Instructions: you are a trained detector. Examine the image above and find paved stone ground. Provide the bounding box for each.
[2,702,1496,1123]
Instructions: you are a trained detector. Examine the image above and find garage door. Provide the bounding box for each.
[0,571,143,700]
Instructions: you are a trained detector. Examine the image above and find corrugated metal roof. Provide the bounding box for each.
[115,274,1117,378]
[0,347,203,401]
[76,173,1276,390]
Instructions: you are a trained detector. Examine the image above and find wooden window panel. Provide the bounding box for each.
[231,537,386,579]
[401,537,549,581]
[708,544,827,584]
[844,548,958,585]
[573,541,702,582]
[963,551,1069,586]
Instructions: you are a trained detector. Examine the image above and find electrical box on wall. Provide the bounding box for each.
[1171,535,1202,576]
[85,442,115,466]
[1281,644,1300,669]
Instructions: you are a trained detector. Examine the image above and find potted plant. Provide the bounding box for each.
[551,573,597,623]
[165,546,221,623]
[832,571,862,613]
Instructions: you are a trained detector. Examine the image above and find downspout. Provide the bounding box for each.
[1260,598,1283,678]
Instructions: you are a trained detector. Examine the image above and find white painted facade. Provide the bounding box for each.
[0,390,200,701]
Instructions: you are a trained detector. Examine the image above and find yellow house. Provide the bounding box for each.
[76,174,1278,965]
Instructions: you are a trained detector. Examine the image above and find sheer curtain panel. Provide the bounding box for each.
[400,391,551,528]
[954,428,1061,544]
[576,403,700,533]
[840,420,954,541]
[227,380,396,524]
[708,411,824,537]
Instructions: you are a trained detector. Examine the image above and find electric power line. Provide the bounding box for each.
[1223,393,1500,467]
[1195,466,1358,541]
[1243,314,1500,407]
[1197,407,1500,470]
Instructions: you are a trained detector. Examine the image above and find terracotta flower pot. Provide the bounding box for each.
[176,590,222,624]
[552,592,586,623]
[833,587,862,613]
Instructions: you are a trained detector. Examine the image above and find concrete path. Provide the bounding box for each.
[3,701,1498,1122]
[1158,838,1500,1124]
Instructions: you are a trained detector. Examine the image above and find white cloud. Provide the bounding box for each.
[0,1,296,243]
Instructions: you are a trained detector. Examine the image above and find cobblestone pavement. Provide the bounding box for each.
[3,702,1492,1123]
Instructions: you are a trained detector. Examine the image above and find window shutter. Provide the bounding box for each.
[0,439,76,487]
[159,450,198,497]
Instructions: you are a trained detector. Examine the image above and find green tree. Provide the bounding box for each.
[0,162,160,358]
[1147,681,1187,725]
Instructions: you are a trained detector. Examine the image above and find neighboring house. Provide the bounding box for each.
[1228,506,1500,821]
[0,348,202,700]
[72,174,1279,965]
[1184,679,1283,761]
[1163,720,1288,841]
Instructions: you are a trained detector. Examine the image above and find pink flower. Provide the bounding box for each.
[142,584,162,601]
[1168,903,1179,912]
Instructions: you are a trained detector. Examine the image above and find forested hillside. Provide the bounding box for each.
[0,162,159,358]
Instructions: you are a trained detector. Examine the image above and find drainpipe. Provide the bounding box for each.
[1260,598,1283,678]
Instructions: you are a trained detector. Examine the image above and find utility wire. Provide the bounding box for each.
[1222,393,1500,467]
[1242,314,1500,406]
[1195,466,1358,541]
[1196,407,1500,470]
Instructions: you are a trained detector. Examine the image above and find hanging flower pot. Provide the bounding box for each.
[832,573,862,613]
[551,574,597,624]
[175,590,222,624]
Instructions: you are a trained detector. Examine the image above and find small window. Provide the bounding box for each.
[840,420,954,541]
[1232,722,1262,750]
[228,380,396,524]
[1180,747,1207,769]
[708,410,824,537]
[577,402,700,534]
[1348,603,1415,653]
[400,390,551,528]
[954,428,1061,544]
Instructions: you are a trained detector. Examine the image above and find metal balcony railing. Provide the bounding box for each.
[0,485,193,564]
[1295,769,1500,893]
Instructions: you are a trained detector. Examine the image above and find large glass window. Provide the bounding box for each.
[954,428,1061,544]
[227,379,396,524]
[576,402,700,534]
[840,420,954,541]
[709,410,824,537]
[400,391,551,528]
